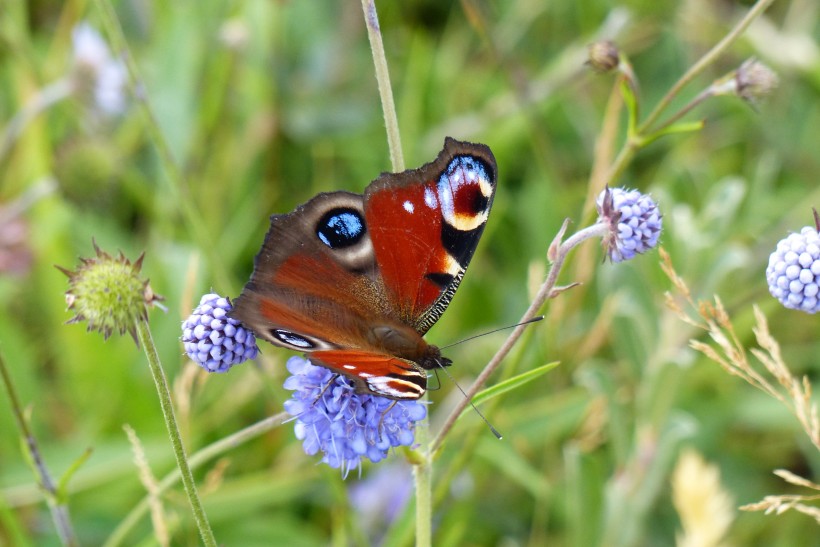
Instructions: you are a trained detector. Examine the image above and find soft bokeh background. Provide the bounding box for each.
[2,0,819,545]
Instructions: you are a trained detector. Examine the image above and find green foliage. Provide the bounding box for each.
[1,0,819,545]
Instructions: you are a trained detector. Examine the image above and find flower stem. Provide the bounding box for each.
[412,422,433,547]
[104,412,287,547]
[0,350,79,546]
[432,222,609,452]
[639,0,777,134]
[360,0,404,172]
[135,319,216,547]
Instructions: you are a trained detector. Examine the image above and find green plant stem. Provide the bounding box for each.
[360,0,404,172]
[0,350,79,547]
[431,222,610,453]
[639,0,777,134]
[412,422,432,547]
[104,411,287,547]
[93,0,232,290]
[135,320,216,547]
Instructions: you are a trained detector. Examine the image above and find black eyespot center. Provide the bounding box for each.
[316,208,366,249]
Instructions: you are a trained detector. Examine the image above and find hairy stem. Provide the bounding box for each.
[135,320,216,547]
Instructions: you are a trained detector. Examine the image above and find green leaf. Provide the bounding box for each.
[465,362,560,412]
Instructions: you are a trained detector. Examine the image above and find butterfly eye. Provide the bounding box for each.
[316,208,366,249]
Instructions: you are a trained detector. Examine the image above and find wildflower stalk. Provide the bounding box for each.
[432,222,610,452]
[639,0,777,134]
[105,412,287,547]
[412,423,433,547]
[0,350,79,547]
[360,0,404,172]
[135,319,217,547]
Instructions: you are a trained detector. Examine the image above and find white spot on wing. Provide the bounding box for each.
[403,200,414,214]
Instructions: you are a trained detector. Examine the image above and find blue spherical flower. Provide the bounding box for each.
[181,293,259,372]
[767,226,820,313]
[282,356,427,476]
[597,186,662,263]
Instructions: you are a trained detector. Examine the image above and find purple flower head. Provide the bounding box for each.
[283,356,427,476]
[182,293,259,372]
[596,186,662,263]
[767,225,820,314]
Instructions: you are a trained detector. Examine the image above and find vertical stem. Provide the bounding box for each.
[412,421,433,547]
[360,0,404,172]
[0,350,79,546]
[135,320,217,547]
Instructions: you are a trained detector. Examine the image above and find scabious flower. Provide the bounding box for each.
[710,58,779,109]
[181,293,259,372]
[596,186,662,263]
[58,240,164,343]
[766,224,820,314]
[71,22,127,116]
[283,356,427,476]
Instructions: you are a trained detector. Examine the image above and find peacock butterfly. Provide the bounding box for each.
[230,137,497,400]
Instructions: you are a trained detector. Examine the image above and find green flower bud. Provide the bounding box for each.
[57,240,164,343]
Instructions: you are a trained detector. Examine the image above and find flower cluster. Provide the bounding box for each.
[596,187,662,263]
[766,226,820,314]
[182,294,259,372]
[283,356,426,476]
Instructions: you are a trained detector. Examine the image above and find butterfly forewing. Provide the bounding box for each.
[364,138,497,334]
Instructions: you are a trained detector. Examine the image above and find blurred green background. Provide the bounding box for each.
[2,0,820,545]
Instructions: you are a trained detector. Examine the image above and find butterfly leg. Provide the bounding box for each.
[377,400,398,441]
[313,373,341,406]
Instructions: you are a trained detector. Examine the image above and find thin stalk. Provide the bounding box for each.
[104,412,287,547]
[360,0,404,172]
[0,350,78,547]
[639,0,777,134]
[412,422,432,547]
[135,320,216,547]
[431,222,610,453]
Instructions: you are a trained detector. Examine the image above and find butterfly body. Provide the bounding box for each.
[231,137,497,400]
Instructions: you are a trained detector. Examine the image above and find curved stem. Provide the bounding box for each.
[431,222,609,453]
[0,350,79,546]
[639,0,777,134]
[135,320,216,547]
[104,412,287,547]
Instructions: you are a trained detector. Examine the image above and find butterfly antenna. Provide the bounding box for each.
[434,360,503,440]
[439,316,544,350]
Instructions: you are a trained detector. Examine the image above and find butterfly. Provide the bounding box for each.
[230,137,497,400]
